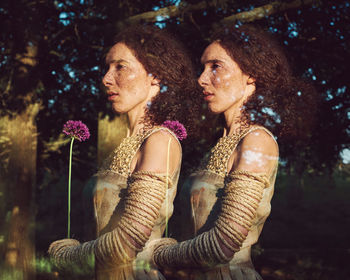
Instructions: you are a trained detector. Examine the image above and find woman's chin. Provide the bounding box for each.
[208,105,222,115]
[112,105,127,114]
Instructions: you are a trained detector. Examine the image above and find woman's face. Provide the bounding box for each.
[198,42,255,114]
[102,43,157,114]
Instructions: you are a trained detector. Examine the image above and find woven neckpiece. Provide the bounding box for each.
[204,128,250,177]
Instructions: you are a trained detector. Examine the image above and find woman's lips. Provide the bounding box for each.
[107,92,119,101]
[203,91,214,101]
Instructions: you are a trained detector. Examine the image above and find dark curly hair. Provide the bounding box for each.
[112,25,202,139]
[212,24,317,139]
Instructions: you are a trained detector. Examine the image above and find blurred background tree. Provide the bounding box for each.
[0,0,349,279]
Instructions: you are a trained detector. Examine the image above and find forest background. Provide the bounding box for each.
[0,0,349,279]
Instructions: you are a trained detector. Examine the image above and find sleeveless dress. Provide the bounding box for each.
[179,126,278,279]
[85,126,181,280]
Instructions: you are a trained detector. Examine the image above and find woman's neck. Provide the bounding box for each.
[127,107,147,136]
[222,104,243,136]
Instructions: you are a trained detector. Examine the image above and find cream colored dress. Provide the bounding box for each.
[178,126,278,279]
[89,126,181,280]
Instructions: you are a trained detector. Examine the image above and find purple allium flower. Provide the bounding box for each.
[62,120,90,142]
[161,120,187,141]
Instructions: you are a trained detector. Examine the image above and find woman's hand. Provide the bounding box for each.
[48,239,80,266]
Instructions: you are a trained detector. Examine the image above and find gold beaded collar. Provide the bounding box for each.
[203,133,242,177]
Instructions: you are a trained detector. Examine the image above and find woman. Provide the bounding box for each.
[48,25,201,279]
[153,25,316,279]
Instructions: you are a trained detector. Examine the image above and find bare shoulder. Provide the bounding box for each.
[240,129,279,156]
[142,129,181,155]
[232,128,279,174]
[135,129,181,174]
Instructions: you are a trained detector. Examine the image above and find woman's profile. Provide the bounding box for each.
[153,24,316,279]
[48,25,201,280]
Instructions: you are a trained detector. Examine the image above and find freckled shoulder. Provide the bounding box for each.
[140,129,181,157]
[135,129,182,174]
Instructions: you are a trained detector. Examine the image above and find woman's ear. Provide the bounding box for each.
[149,75,161,98]
[151,75,160,86]
[245,75,256,98]
[247,76,256,85]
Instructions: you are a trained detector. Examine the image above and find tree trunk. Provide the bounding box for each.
[0,103,40,280]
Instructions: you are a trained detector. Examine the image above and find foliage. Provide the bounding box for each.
[1,0,349,175]
[0,0,349,278]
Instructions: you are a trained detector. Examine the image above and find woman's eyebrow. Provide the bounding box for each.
[201,59,223,65]
[106,58,129,65]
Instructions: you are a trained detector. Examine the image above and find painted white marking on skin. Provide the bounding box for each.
[127,73,136,79]
[228,95,237,102]
[249,146,264,151]
[242,150,278,168]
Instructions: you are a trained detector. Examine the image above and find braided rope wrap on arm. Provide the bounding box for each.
[48,238,96,273]
[49,171,170,270]
[154,171,269,269]
[94,171,169,266]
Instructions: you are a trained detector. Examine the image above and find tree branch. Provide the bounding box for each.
[121,1,208,26]
[220,0,320,25]
[116,0,319,28]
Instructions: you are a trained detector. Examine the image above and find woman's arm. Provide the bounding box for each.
[48,130,181,269]
[153,129,278,268]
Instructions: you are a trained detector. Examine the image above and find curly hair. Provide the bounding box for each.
[112,25,203,139]
[212,24,318,139]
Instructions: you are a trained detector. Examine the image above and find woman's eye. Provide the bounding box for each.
[210,63,221,74]
[116,64,126,70]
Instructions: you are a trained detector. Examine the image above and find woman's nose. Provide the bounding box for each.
[102,71,113,87]
[198,70,209,87]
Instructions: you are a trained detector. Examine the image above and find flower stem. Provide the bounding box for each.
[67,137,75,238]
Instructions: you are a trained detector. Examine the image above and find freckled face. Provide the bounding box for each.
[102,43,155,114]
[198,42,254,114]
